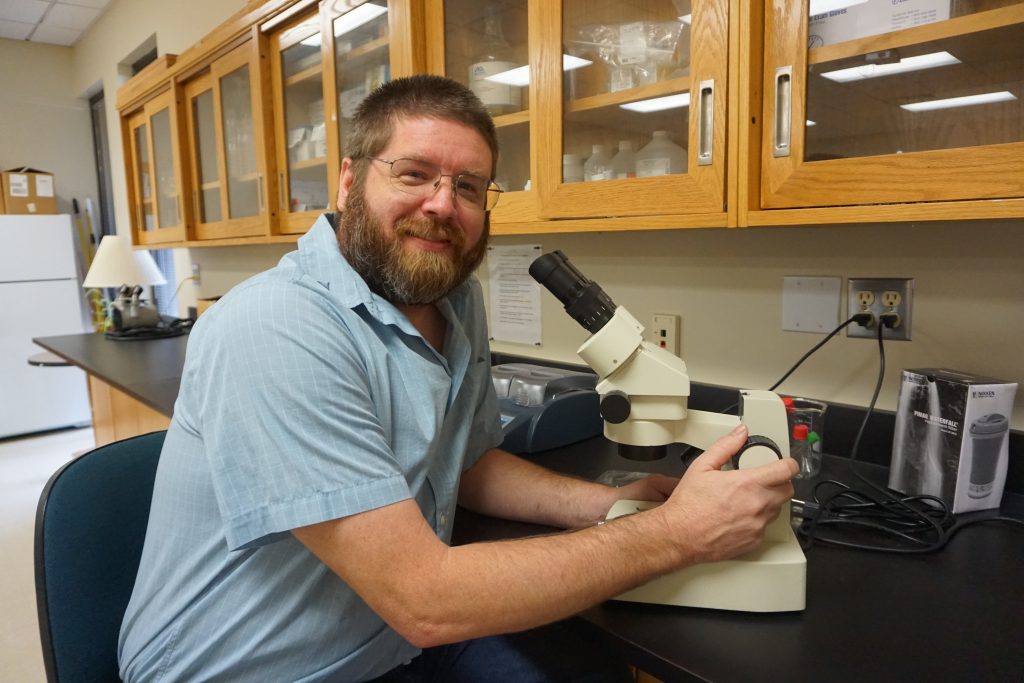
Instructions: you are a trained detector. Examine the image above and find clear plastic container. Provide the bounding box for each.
[583,144,613,181]
[610,140,636,179]
[635,130,686,177]
[562,153,584,183]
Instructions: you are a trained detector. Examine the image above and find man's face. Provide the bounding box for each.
[335,117,493,305]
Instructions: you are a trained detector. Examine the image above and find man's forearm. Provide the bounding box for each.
[458,448,617,529]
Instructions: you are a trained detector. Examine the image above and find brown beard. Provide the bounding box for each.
[336,179,489,305]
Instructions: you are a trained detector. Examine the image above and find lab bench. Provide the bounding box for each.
[32,333,1024,681]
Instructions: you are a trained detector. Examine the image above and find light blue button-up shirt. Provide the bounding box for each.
[119,215,503,682]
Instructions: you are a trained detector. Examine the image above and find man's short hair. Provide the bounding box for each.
[345,74,499,179]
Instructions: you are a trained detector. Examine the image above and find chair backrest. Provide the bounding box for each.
[35,430,166,683]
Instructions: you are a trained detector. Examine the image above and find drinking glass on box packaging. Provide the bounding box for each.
[785,397,827,479]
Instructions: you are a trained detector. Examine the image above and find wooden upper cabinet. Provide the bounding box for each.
[181,42,274,240]
[425,0,537,225]
[268,8,333,234]
[760,0,1024,211]
[537,0,729,223]
[322,0,403,208]
[125,88,190,245]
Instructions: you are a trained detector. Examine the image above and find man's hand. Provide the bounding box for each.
[655,424,797,565]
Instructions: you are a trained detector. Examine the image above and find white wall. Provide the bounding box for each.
[483,220,1024,429]
[0,39,97,216]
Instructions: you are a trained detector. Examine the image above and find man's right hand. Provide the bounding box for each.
[656,424,798,565]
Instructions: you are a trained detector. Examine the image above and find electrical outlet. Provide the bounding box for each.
[651,313,681,356]
[191,263,201,286]
[847,278,914,340]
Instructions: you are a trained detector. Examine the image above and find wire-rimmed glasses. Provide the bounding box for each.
[366,157,503,212]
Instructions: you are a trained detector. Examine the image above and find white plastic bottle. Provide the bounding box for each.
[582,144,613,181]
[610,140,636,179]
[562,154,584,183]
[635,130,687,177]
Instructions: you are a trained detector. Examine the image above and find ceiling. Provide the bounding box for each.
[0,0,112,47]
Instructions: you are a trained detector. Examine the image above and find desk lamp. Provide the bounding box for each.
[83,235,166,333]
[530,250,806,612]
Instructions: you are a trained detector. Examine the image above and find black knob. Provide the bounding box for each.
[730,435,783,470]
[600,391,631,424]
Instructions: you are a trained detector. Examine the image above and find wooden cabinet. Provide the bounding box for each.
[427,0,538,225]
[539,0,728,224]
[123,71,190,245]
[269,8,333,234]
[428,0,730,230]
[88,375,171,448]
[753,0,1024,225]
[116,0,1024,246]
[182,42,274,240]
[322,0,412,208]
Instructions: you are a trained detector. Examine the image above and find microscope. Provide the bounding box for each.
[530,251,806,612]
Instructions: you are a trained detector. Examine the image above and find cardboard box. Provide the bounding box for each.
[889,368,1017,513]
[808,0,950,48]
[1,167,57,214]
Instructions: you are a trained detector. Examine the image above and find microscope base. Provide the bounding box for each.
[606,500,806,612]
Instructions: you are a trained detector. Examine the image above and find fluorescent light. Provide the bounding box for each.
[820,51,960,83]
[809,0,868,15]
[901,90,1016,112]
[333,3,388,37]
[300,35,321,47]
[619,92,691,112]
[806,120,816,126]
[485,54,593,87]
[678,14,692,24]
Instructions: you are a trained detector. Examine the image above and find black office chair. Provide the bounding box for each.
[35,430,166,683]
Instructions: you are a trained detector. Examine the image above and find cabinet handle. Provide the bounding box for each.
[193,190,200,221]
[257,174,264,212]
[773,66,793,158]
[279,172,286,211]
[697,79,715,167]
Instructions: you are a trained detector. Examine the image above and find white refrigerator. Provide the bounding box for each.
[0,214,91,439]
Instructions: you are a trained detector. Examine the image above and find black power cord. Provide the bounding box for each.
[794,318,1024,553]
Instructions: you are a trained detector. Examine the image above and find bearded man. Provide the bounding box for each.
[118,75,795,683]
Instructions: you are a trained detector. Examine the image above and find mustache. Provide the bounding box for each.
[394,218,463,246]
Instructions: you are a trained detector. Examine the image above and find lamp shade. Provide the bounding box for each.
[83,235,167,288]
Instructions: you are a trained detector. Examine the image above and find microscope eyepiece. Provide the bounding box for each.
[529,250,616,333]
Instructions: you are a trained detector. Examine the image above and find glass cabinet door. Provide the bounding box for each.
[762,0,1024,209]
[323,0,392,205]
[538,0,729,221]
[183,44,268,240]
[128,113,156,234]
[220,64,260,221]
[271,11,331,234]
[184,75,223,228]
[440,0,534,224]
[130,90,187,245]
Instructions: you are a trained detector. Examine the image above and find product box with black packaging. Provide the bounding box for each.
[890,369,1017,513]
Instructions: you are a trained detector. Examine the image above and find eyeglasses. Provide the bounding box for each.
[366,157,502,212]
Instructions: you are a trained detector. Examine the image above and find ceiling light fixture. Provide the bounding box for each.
[820,51,960,83]
[485,54,593,87]
[619,93,691,113]
[901,90,1016,112]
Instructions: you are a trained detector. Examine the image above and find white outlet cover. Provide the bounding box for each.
[782,276,841,333]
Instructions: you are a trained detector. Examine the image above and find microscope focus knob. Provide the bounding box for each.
[600,391,631,424]
[730,435,783,470]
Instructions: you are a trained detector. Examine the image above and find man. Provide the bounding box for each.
[119,75,796,682]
